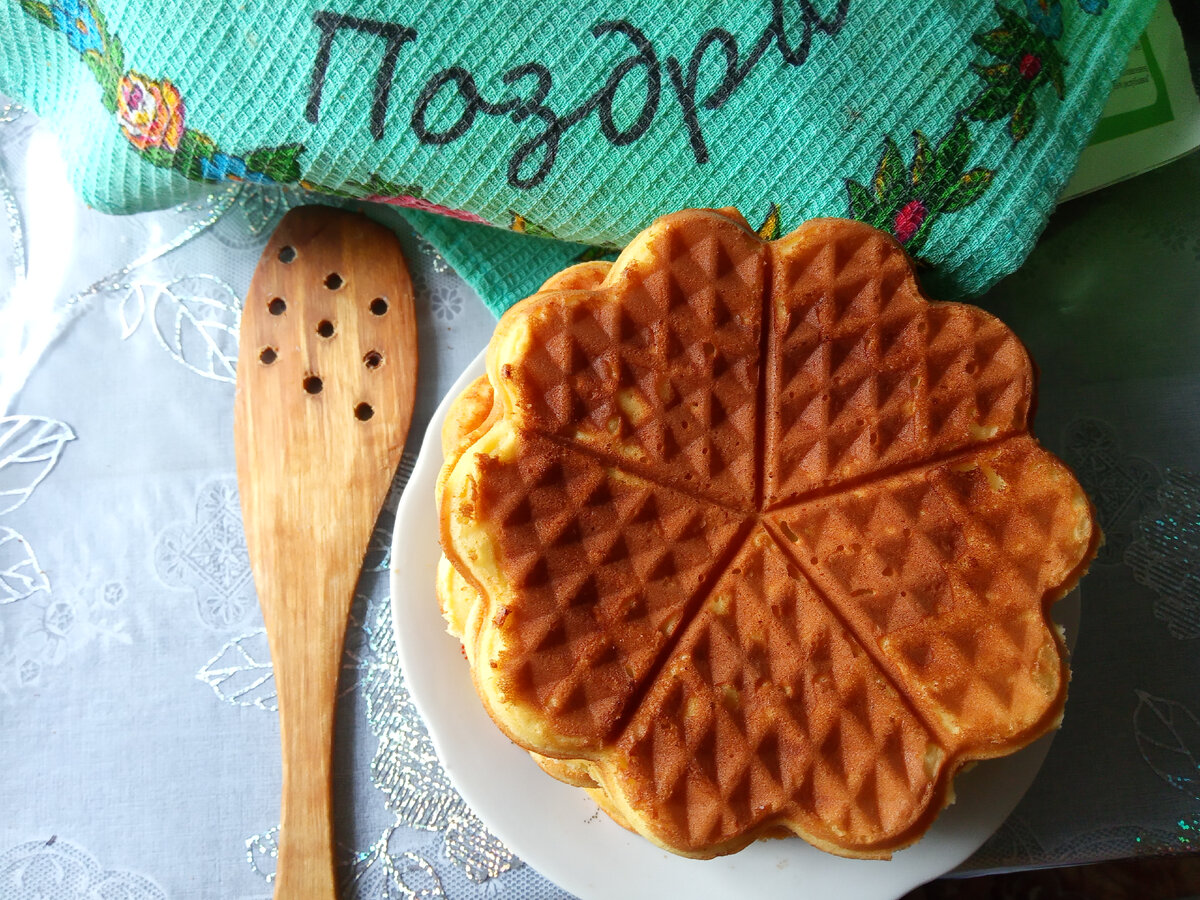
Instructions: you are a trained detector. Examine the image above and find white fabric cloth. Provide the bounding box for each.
[4,97,1200,898]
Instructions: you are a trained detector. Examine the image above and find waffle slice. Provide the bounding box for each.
[764,219,1032,505]
[607,526,945,857]
[437,209,1098,859]
[441,424,747,753]
[491,209,765,509]
[771,438,1089,750]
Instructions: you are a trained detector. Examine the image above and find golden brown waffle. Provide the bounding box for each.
[437,209,1098,859]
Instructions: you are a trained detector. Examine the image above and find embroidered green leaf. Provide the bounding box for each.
[87,0,114,48]
[82,50,119,111]
[845,179,880,223]
[756,203,781,241]
[756,202,782,240]
[76,0,125,112]
[966,2,1068,146]
[17,0,54,28]
[140,146,178,169]
[574,245,615,263]
[360,173,422,198]
[993,2,1027,34]
[973,29,1018,58]
[1047,47,1067,98]
[108,33,125,79]
[966,84,1013,123]
[511,213,556,239]
[942,168,994,212]
[301,180,357,199]
[173,129,217,179]
[934,118,971,187]
[1011,94,1037,142]
[970,62,1015,86]
[246,144,304,183]
[910,131,932,188]
[872,136,905,209]
[1049,68,1065,99]
[846,116,996,253]
[904,213,936,257]
[176,129,216,162]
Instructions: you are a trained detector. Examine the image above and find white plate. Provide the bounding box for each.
[391,350,1079,900]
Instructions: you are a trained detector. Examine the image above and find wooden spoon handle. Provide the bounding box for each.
[273,618,343,898]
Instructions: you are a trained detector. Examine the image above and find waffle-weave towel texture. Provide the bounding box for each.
[0,0,1155,314]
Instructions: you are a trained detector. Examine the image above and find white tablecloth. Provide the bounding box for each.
[3,96,1200,899]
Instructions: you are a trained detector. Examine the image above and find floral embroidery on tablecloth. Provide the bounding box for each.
[245,825,280,884]
[0,415,88,696]
[116,274,242,383]
[197,630,276,711]
[155,478,254,629]
[1,581,133,696]
[362,597,523,884]
[344,828,448,900]
[1126,468,1200,640]
[1134,690,1200,801]
[196,594,371,710]
[203,183,308,251]
[62,189,262,384]
[0,416,73,604]
[1063,417,1159,566]
[0,837,166,899]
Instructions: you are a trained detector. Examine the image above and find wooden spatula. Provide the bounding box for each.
[234,206,417,898]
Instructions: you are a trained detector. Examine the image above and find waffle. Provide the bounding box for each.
[437,209,1098,859]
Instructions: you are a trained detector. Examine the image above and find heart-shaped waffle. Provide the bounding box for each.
[438,209,1098,859]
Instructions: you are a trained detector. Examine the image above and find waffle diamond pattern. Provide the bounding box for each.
[772,437,1089,748]
[504,212,764,508]
[474,434,745,745]
[614,529,938,852]
[446,212,1096,857]
[764,223,1030,505]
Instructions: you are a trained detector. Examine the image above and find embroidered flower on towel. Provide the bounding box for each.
[846,120,994,256]
[50,0,102,53]
[199,151,273,184]
[1024,0,1063,39]
[117,71,184,152]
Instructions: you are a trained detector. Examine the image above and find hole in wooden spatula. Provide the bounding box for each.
[317,320,335,338]
[324,273,343,290]
[370,297,388,316]
[268,297,286,315]
[278,245,296,263]
[364,351,382,369]
[303,376,323,394]
[259,347,277,365]
[354,402,374,421]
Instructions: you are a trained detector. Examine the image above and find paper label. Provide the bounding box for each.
[1062,2,1200,199]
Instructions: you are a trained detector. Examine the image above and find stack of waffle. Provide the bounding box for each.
[435,208,1098,859]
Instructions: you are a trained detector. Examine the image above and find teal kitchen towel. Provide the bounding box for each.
[0,0,1156,315]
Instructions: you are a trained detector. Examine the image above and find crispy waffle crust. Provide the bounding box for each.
[436,210,1099,860]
